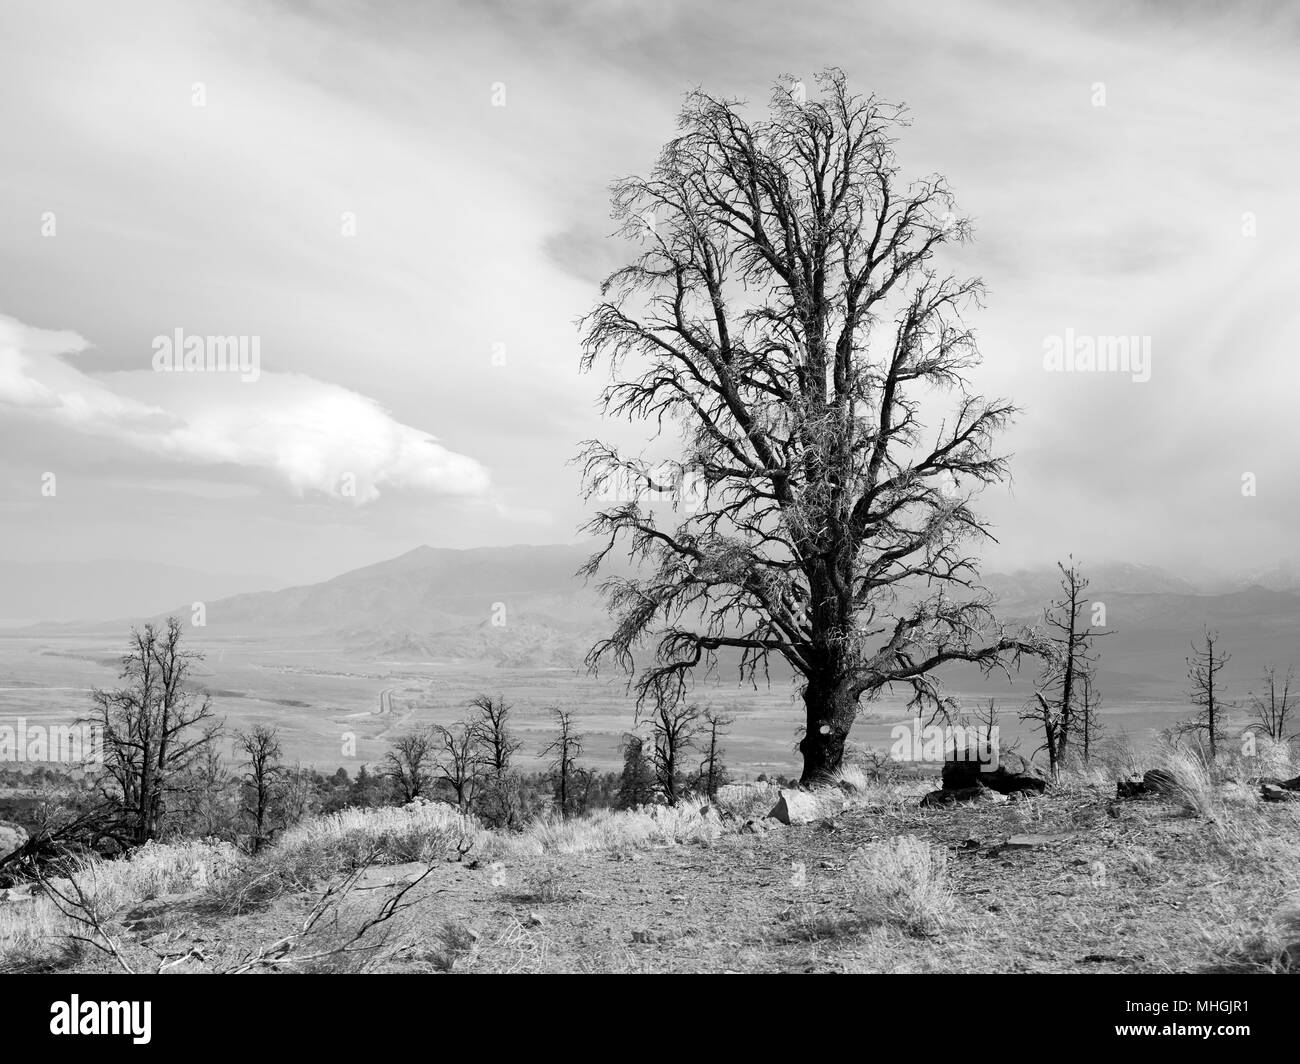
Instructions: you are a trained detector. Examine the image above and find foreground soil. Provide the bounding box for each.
[18,783,1297,974]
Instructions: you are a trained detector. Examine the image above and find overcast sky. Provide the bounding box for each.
[1,0,1298,586]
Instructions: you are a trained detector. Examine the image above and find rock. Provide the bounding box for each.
[1004,834,1055,849]
[921,778,1016,809]
[943,751,1046,795]
[1262,783,1300,803]
[1116,776,1146,799]
[767,788,821,826]
[1142,769,1177,795]
[921,786,977,808]
[0,821,28,862]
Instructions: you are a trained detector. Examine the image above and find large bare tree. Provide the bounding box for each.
[578,70,1040,782]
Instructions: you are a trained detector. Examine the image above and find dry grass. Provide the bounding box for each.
[484,802,727,859]
[215,800,480,911]
[0,838,240,969]
[847,835,955,937]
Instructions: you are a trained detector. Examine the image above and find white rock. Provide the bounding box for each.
[767,788,821,826]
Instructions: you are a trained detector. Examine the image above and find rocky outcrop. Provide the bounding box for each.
[920,784,1009,809]
[940,751,1047,796]
[1116,768,1178,799]
[1262,782,1300,802]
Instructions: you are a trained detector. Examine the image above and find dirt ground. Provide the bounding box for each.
[28,784,1293,975]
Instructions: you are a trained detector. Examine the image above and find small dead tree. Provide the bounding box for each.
[236,724,283,854]
[695,708,734,798]
[1078,664,1103,763]
[957,697,1007,762]
[1183,627,1231,760]
[540,707,585,819]
[88,617,219,845]
[1248,664,1297,743]
[469,694,524,827]
[275,763,316,831]
[644,699,703,804]
[1021,691,1065,778]
[172,731,236,840]
[616,733,655,809]
[384,728,437,803]
[432,723,482,813]
[1022,558,1106,775]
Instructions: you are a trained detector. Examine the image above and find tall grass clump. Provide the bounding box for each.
[218,800,481,910]
[0,838,240,967]
[1157,745,1221,818]
[847,835,955,936]
[486,802,725,859]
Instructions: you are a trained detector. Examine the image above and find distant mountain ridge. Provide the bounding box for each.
[0,559,276,626]
[19,547,1300,680]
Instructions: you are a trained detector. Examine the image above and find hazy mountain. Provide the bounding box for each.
[982,561,1201,617]
[20,546,1300,684]
[0,560,277,626]
[188,542,608,633]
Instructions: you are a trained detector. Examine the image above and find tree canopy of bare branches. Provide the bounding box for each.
[1248,664,1297,743]
[87,617,219,845]
[431,723,482,813]
[1183,627,1232,759]
[578,69,1040,781]
[1021,558,1107,774]
[540,707,585,819]
[384,728,438,804]
[236,724,283,854]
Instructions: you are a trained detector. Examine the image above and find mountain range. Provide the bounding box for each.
[12,547,1300,697]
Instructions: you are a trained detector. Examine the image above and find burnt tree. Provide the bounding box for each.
[88,617,218,845]
[579,69,1040,782]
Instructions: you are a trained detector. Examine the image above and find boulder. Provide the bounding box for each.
[1142,769,1178,796]
[0,821,27,862]
[1115,769,1182,800]
[1116,775,1146,799]
[920,786,980,808]
[767,788,821,825]
[943,751,1046,795]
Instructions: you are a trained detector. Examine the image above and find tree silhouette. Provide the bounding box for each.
[579,69,1040,782]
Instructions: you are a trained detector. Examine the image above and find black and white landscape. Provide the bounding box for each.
[1,0,1297,1008]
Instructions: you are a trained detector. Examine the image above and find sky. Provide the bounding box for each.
[1,0,1298,588]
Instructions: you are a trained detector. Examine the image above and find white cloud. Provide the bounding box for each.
[0,313,489,503]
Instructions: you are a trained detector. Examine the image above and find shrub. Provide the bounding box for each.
[847,835,955,936]
[218,800,480,910]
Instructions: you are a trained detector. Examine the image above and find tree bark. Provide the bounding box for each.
[799,679,858,784]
